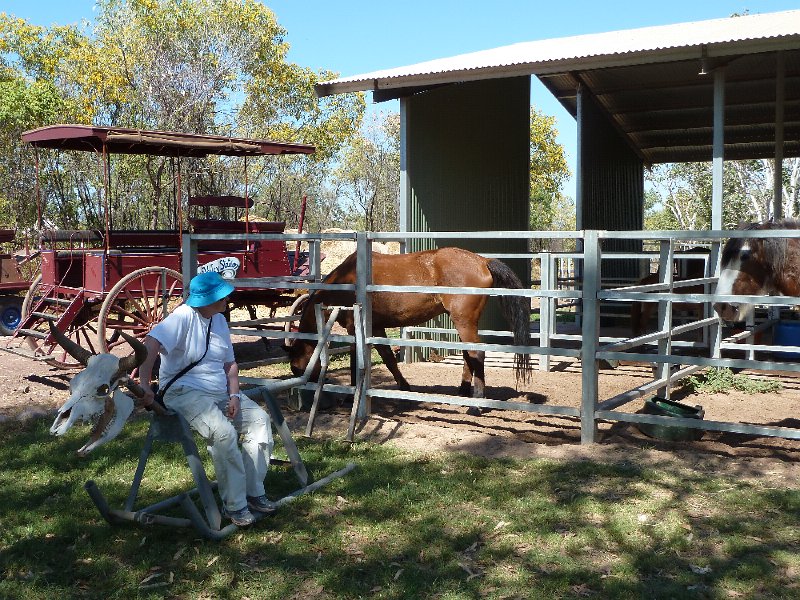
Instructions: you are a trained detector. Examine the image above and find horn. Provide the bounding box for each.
[48,321,93,366]
[124,378,146,398]
[283,293,311,348]
[115,331,149,376]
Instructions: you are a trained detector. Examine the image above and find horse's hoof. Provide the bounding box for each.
[466,406,482,417]
[458,384,472,397]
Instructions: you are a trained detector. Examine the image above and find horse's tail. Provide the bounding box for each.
[487,259,532,384]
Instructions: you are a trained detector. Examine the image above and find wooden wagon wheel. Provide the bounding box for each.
[98,267,183,354]
[20,273,102,369]
[20,273,42,322]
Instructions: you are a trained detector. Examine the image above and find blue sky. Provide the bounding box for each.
[4,0,799,196]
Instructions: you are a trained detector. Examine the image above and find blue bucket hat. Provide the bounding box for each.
[185,271,235,307]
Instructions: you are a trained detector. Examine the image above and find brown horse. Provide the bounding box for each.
[631,249,707,336]
[286,247,532,398]
[630,275,706,336]
[714,220,800,322]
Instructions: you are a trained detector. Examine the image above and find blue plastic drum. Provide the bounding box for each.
[773,321,800,360]
[0,298,22,336]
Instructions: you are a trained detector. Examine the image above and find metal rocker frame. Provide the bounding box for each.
[85,311,357,541]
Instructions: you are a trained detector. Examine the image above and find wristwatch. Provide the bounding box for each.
[229,392,243,400]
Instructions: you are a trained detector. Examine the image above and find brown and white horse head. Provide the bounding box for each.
[714,221,797,323]
[48,323,148,455]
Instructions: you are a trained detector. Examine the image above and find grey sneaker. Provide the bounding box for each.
[223,506,255,527]
[247,495,278,514]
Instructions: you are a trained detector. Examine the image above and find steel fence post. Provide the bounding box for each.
[539,252,552,372]
[181,233,198,300]
[656,239,675,400]
[581,230,601,444]
[356,232,372,418]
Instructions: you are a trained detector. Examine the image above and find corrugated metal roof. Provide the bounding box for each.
[22,125,315,157]
[316,10,800,97]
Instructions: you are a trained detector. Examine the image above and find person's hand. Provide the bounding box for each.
[139,384,155,408]
[227,394,240,419]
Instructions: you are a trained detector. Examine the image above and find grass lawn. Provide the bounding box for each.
[1,415,799,599]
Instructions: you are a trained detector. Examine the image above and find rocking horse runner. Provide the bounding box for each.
[287,247,533,405]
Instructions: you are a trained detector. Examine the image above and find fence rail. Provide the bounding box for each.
[181,228,800,446]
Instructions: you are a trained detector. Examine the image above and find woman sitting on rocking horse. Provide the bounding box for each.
[138,271,275,527]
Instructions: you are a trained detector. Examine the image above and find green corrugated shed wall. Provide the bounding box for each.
[578,87,644,280]
[400,77,531,350]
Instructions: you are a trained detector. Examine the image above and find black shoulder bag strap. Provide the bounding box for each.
[154,317,213,408]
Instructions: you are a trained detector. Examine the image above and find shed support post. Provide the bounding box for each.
[711,67,726,231]
[580,230,601,444]
[774,51,785,221]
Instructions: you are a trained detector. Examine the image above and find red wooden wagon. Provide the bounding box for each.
[6,125,315,368]
[0,228,31,336]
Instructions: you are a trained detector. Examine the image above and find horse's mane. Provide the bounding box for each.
[728,219,799,273]
[735,218,800,232]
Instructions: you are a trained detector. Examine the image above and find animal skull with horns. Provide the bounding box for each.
[48,323,151,455]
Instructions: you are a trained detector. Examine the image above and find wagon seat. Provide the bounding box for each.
[188,195,291,279]
[0,228,27,285]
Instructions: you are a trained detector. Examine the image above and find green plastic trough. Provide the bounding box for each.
[637,397,705,442]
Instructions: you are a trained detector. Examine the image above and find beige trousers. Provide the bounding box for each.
[164,386,274,512]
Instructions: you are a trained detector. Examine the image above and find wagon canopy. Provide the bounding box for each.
[21,125,316,158]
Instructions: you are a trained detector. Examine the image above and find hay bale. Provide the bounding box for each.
[286,228,399,274]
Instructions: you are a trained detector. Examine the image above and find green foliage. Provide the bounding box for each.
[644,158,800,231]
[0,76,67,233]
[529,107,571,233]
[0,78,62,127]
[333,112,400,231]
[684,368,782,394]
[0,0,365,234]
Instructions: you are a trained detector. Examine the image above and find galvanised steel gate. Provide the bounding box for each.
[182,228,800,446]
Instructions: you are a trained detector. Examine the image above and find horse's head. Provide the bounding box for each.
[713,236,759,322]
[713,222,793,323]
[49,323,148,455]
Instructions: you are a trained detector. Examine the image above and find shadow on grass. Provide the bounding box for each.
[1,415,799,599]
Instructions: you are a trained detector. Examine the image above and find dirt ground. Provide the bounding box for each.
[4,335,800,487]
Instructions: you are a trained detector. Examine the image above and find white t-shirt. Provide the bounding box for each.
[148,303,235,394]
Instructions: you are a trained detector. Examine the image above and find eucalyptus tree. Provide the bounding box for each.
[645,159,800,230]
[332,112,400,232]
[0,0,364,233]
[528,108,572,252]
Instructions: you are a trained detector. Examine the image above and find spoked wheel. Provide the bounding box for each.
[20,273,43,323]
[20,274,102,369]
[98,267,183,354]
